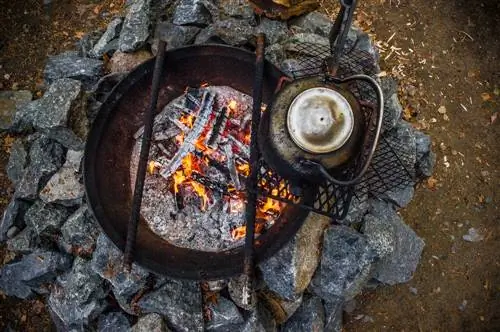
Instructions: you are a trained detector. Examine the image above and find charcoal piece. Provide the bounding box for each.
[109,49,154,73]
[0,198,30,242]
[259,212,330,300]
[153,22,201,52]
[414,130,435,178]
[119,0,151,52]
[206,296,244,331]
[14,135,65,200]
[6,226,38,253]
[310,225,376,301]
[137,278,203,332]
[48,257,108,329]
[98,312,131,332]
[282,294,325,332]
[90,233,149,301]
[0,250,72,299]
[218,0,256,24]
[289,11,333,37]
[6,138,28,185]
[324,296,344,332]
[11,79,88,150]
[241,303,276,332]
[78,30,105,58]
[365,199,425,285]
[256,18,288,45]
[92,17,123,58]
[131,313,170,332]
[60,205,99,256]
[39,150,84,206]
[24,200,71,236]
[172,0,212,27]
[0,90,32,130]
[44,52,103,89]
[195,19,254,46]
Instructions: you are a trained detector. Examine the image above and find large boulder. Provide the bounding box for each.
[119,0,151,52]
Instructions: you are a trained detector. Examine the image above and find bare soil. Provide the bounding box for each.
[0,0,498,331]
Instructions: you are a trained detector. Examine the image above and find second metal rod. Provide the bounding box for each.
[124,39,167,271]
[243,33,266,304]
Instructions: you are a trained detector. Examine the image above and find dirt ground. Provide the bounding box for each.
[0,0,498,331]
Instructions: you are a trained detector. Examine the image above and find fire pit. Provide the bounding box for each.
[84,45,312,279]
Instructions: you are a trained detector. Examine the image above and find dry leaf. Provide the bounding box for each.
[426,177,438,190]
[74,31,85,39]
[491,112,498,124]
[3,135,15,153]
[93,5,103,15]
[437,105,446,114]
[481,93,491,101]
[402,105,413,120]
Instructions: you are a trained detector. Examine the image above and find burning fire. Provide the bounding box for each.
[147,86,291,241]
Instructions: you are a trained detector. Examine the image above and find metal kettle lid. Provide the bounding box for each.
[287,87,355,154]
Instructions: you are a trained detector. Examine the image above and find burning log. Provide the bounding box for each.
[159,91,216,179]
[228,135,250,159]
[206,106,229,149]
[224,144,241,190]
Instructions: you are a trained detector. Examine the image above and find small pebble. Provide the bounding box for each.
[463,228,484,242]
[11,82,19,90]
[6,226,20,239]
[4,73,11,80]
[459,300,467,311]
[409,287,418,295]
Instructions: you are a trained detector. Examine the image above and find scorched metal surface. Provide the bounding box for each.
[84,45,312,279]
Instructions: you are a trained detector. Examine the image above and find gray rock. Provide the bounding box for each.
[324,296,343,332]
[131,313,170,332]
[11,79,88,150]
[6,226,20,239]
[362,212,395,259]
[91,233,149,301]
[265,43,286,69]
[78,30,105,58]
[280,58,301,77]
[6,138,28,185]
[255,18,288,45]
[367,199,425,285]
[380,76,402,132]
[0,250,72,299]
[60,205,99,256]
[374,121,416,208]
[0,198,30,242]
[289,12,333,37]
[259,212,330,300]
[257,291,302,325]
[24,200,71,236]
[241,303,276,332]
[6,226,39,253]
[352,26,378,60]
[137,278,203,332]
[119,0,151,52]
[44,52,103,89]
[0,90,32,130]
[283,33,329,53]
[310,225,375,301]
[154,22,201,51]
[414,130,435,178]
[206,296,244,331]
[195,19,254,46]
[218,0,255,24]
[109,50,153,73]
[14,135,65,200]
[92,17,123,58]
[340,189,369,225]
[282,295,325,332]
[48,257,108,329]
[228,274,256,311]
[462,227,484,242]
[98,312,131,332]
[40,150,84,206]
[173,0,212,27]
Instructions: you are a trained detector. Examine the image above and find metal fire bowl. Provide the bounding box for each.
[84,45,312,280]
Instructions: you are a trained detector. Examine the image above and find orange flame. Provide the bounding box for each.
[236,163,250,177]
[231,223,266,241]
[228,100,238,112]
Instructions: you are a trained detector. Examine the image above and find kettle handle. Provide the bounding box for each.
[300,74,384,186]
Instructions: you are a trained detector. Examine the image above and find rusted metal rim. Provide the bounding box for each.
[84,44,314,279]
